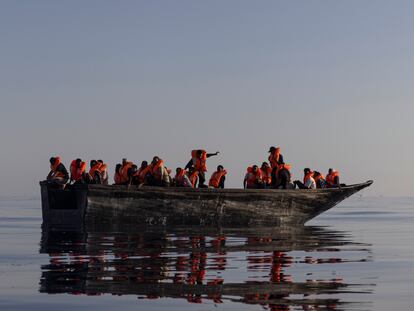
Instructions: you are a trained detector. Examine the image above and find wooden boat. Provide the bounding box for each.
[40,180,372,227]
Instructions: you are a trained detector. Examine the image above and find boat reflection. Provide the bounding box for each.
[39,224,373,309]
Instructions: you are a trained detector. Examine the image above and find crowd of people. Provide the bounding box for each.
[46,147,341,190]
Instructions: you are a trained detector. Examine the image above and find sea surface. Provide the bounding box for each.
[0,195,413,311]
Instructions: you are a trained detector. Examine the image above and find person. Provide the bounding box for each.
[185,149,220,188]
[209,165,227,189]
[268,147,284,187]
[69,158,87,184]
[326,168,340,188]
[88,160,102,184]
[97,160,109,185]
[135,161,151,185]
[313,171,326,189]
[120,158,134,184]
[244,165,264,189]
[173,168,192,187]
[260,162,272,188]
[294,168,316,189]
[46,156,69,187]
[188,167,199,188]
[148,156,170,187]
[276,162,294,189]
[114,163,123,185]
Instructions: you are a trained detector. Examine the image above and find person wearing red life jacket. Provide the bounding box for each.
[313,171,326,189]
[276,162,294,189]
[97,159,108,185]
[244,165,264,189]
[69,158,87,184]
[88,160,102,184]
[132,161,151,185]
[326,168,340,188]
[148,156,170,187]
[268,146,284,187]
[120,158,134,184]
[294,168,316,189]
[187,167,199,188]
[46,156,69,188]
[209,165,227,189]
[260,162,272,188]
[113,163,123,185]
[185,149,220,188]
[173,167,192,187]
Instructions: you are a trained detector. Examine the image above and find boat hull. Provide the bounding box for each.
[40,180,372,227]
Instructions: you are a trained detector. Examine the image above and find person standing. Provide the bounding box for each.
[268,147,284,187]
[185,149,219,188]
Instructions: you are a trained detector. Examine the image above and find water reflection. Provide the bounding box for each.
[40,224,373,310]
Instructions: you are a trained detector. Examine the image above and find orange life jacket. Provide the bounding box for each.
[260,166,272,184]
[192,150,207,172]
[268,148,281,169]
[188,171,199,188]
[98,163,107,174]
[150,159,164,181]
[89,163,102,178]
[174,169,187,186]
[303,172,314,184]
[50,157,65,178]
[135,166,151,183]
[326,171,340,187]
[70,160,86,181]
[120,162,133,183]
[114,172,123,184]
[246,167,263,188]
[313,173,325,182]
[209,170,227,188]
[276,163,292,178]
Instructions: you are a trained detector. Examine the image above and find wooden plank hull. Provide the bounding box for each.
[40,180,372,227]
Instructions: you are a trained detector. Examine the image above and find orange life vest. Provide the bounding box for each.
[276,163,291,179]
[70,160,86,181]
[326,171,340,187]
[89,163,102,178]
[98,163,107,174]
[209,170,227,188]
[268,148,281,169]
[192,150,207,172]
[303,172,314,184]
[260,166,272,184]
[50,157,65,178]
[114,172,123,184]
[313,173,325,182]
[150,159,164,181]
[174,169,187,186]
[120,162,133,183]
[135,166,151,183]
[246,167,263,188]
[188,171,199,188]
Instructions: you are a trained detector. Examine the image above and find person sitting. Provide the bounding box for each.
[173,168,192,187]
[244,165,264,189]
[209,165,227,189]
[88,160,103,184]
[97,160,108,185]
[294,168,316,189]
[260,162,272,188]
[326,168,340,188]
[134,161,151,185]
[313,171,326,189]
[69,158,87,184]
[114,164,124,185]
[268,146,284,187]
[120,158,134,184]
[188,167,199,188]
[185,149,220,188]
[46,156,69,188]
[148,156,170,187]
[276,162,294,189]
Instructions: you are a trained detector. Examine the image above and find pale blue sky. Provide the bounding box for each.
[1,1,413,196]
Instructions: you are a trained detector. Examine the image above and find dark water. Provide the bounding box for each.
[0,196,413,310]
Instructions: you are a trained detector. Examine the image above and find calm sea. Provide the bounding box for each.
[0,195,413,311]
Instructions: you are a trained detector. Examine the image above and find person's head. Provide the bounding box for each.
[268,146,276,153]
[122,158,127,166]
[90,160,97,167]
[217,165,224,172]
[49,157,56,165]
[313,171,321,177]
[75,158,82,166]
[252,165,259,172]
[115,163,122,173]
[328,168,334,174]
[304,168,311,175]
[141,161,148,168]
[176,167,182,174]
[152,156,159,164]
[261,162,269,169]
[97,159,103,164]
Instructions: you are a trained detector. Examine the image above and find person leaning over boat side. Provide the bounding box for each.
[209,165,227,189]
[148,156,170,187]
[185,149,220,188]
[187,167,199,188]
[46,156,69,187]
[88,160,102,184]
[276,162,294,189]
[326,168,340,188]
[260,162,272,188]
[268,146,284,187]
[173,168,192,187]
[244,165,264,189]
[97,159,108,185]
[313,171,326,189]
[114,163,123,185]
[294,168,316,189]
[69,158,87,184]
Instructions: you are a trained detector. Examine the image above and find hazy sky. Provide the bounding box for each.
[1,0,413,197]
